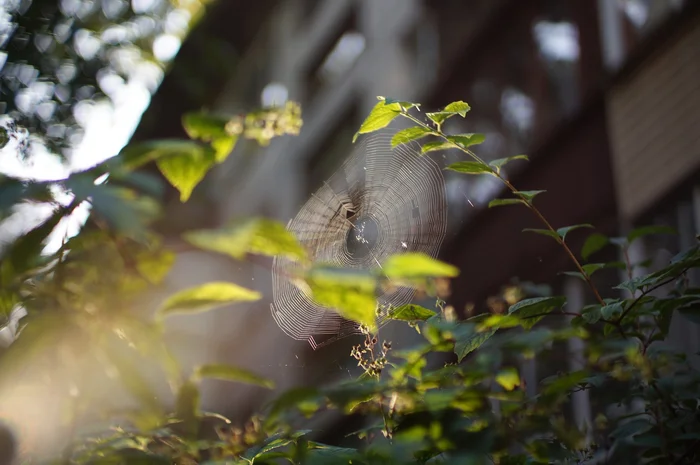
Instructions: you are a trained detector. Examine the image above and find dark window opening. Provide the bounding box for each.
[303,8,363,101]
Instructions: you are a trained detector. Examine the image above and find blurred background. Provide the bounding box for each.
[2,0,700,455]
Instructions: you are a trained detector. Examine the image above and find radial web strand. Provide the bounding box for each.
[271,130,448,349]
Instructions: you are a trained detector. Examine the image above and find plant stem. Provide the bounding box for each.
[400,111,605,306]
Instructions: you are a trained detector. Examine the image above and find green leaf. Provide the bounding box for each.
[601,300,624,319]
[158,282,261,319]
[581,305,602,324]
[174,381,200,438]
[489,155,529,173]
[454,324,496,362]
[156,145,216,201]
[182,112,230,139]
[488,198,526,208]
[446,133,486,148]
[421,140,454,154]
[581,233,609,261]
[353,100,401,142]
[560,271,585,281]
[184,218,307,262]
[516,190,546,202]
[523,229,560,241]
[382,97,420,110]
[627,225,676,244]
[390,126,432,148]
[182,112,239,162]
[508,296,566,329]
[426,101,471,125]
[495,368,520,391]
[383,252,459,279]
[194,364,274,389]
[120,139,210,169]
[582,263,606,276]
[557,224,594,241]
[445,161,494,176]
[388,304,436,321]
[306,266,378,331]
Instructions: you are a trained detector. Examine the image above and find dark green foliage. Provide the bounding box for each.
[2,96,700,465]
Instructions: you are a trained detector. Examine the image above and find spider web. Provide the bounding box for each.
[271,130,448,349]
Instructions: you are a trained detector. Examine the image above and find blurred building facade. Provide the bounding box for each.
[136,0,700,432]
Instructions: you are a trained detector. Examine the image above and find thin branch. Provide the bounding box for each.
[400,110,606,306]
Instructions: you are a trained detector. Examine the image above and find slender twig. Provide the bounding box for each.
[617,267,691,325]
[400,110,606,306]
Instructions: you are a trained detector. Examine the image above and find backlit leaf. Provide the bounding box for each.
[194,364,274,389]
[156,145,216,201]
[446,133,486,148]
[391,126,433,148]
[446,161,494,176]
[426,101,471,125]
[306,266,378,331]
[495,368,520,391]
[389,304,437,321]
[184,218,307,262]
[421,140,453,154]
[353,100,401,142]
[383,252,459,279]
[158,282,261,318]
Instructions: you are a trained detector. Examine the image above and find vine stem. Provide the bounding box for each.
[400,110,606,307]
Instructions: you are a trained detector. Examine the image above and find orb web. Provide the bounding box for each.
[271,130,448,349]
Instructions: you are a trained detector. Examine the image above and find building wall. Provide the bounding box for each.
[607,13,700,221]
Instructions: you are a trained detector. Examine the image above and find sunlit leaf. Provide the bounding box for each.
[383,97,420,110]
[156,145,216,202]
[182,112,238,162]
[353,100,401,142]
[391,126,433,148]
[383,252,459,279]
[421,140,453,154]
[194,363,274,389]
[426,100,471,125]
[184,218,307,262]
[120,140,209,170]
[495,368,520,391]
[446,133,486,149]
[388,304,437,321]
[158,282,261,318]
[306,266,378,331]
[446,161,494,176]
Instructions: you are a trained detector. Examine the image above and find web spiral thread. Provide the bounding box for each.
[271,130,448,349]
